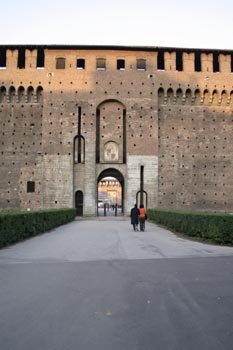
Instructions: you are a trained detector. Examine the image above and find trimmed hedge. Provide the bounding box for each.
[0,208,76,248]
[147,208,233,246]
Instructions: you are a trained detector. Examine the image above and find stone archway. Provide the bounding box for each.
[97,168,124,216]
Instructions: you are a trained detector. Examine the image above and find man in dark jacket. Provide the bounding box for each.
[130,204,140,231]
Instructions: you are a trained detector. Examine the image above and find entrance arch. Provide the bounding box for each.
[97,168,124,216]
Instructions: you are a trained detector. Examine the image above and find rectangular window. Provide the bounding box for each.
[0,48,6,68]
[157,50,164,70]
[77,58,85,69]
[213,52,219,72]
[56,57,66,69]
[27,181,35,193]
[117,59,125,70]
[136,59,146,70]
[37,48,44,69]
[96,58,106,70]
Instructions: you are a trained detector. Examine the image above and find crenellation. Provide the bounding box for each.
[182,52,195,72]
[201,53,213,73]
[6,49,17,70]
[219,54,231,74]
[164,51,176,71]
[25,49,37,69]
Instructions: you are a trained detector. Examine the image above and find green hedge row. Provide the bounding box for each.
[147,208,233,245]
[0,208,76,248]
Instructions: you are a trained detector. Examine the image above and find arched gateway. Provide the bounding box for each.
[97,168,124,216]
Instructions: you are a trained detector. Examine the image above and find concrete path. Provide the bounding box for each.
[1,218,233,350]
[0,218,233,263]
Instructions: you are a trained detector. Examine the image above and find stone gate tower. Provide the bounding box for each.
[1,45,233,215]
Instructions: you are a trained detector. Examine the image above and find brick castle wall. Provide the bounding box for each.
[0,46,232,214]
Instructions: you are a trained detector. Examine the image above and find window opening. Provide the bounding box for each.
[117,59,125,70]
[96,58,106,70]
[77,58,85,69]
[74,135,85,163]
[37,48,44,68]
[0,48,6,68]
[56,57,66,69]
[136,59,146,70]
[157,50,164,70]
[74,106,85,163]
[27,181,35,193]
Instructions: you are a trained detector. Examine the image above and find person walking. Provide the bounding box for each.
[130,204,140,231]
[139,204,147,231]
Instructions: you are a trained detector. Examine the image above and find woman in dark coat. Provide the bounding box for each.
[130,204,140,231]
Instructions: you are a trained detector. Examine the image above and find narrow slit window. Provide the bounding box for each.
[56,57,66,69]
[213,52,219,72]
[117,59,125,70]
[136,59,146,70]
[74,135,85,163]
[27,181,35,193]
[77,58,85,69]
[96,58,106,70]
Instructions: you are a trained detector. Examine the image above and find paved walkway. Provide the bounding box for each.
[0,217,233,263]
[1,218,233,350]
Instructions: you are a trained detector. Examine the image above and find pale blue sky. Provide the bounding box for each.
[1,0,232,50]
